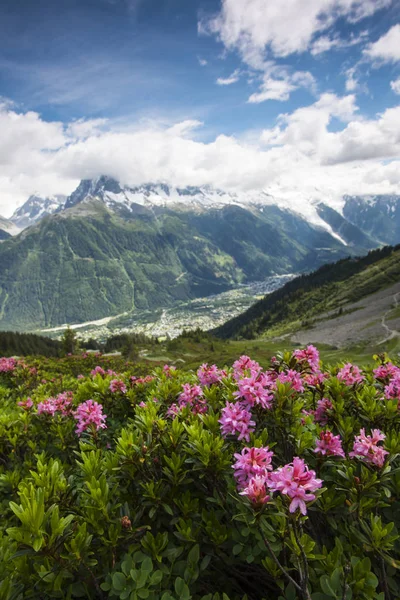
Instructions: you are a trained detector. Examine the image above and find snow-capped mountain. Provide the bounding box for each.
[343,194,400,246]
[62,176,351,244]
[10,194,67,230]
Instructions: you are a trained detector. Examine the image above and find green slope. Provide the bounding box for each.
[0,199,372,331]
[214,244,400,339]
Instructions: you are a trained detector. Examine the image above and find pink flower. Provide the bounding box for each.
[178,383,207,414]
[314,398,333,425]
[239,476,270,506]
[337,363,365,386]
[234,372,274,409]
[232,355,261,381]
[374,363,400,381]
[91,366,106,378]
[0,357,17,373]
[304,372,328,387]
[73,400,107,436]
[219,401,255,442]
[197,363,227,386]
[37,392,73,416]
[315,431,345,457]
[109,379,127,394]
[277,369,304,392]
[163,364,176,377]
[268,457,322,515]
[293,345,320,372]
[138,401,147,408]
[166,403,181,418]
[233,446,274,487]
[130,375,154,386]
[349,428,389,468]
[384,375,400,401]
[77,374,85,380]
[18,397,33,410]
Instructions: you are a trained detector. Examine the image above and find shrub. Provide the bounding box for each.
[0,349,400,599]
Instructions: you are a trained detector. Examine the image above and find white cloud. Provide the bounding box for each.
[198,57,208,66]
[345,67,358,91]
[1,96,400,218]
[391,78,400,94]
[364,24,400,63]
[200,1,386,103]
[200,0,391,62]
[216,69,241,85]
[248,71,316,103]
[311,30,368,55]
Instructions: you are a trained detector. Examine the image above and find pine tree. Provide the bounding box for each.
[61,327,78,355]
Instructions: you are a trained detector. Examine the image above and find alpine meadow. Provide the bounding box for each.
[1,1,400,599]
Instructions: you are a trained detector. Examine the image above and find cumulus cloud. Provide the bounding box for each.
[1,95,400,218]
[248,71,315,103]
[200,0,391,62]
[200,0,389,103]
[364,24,400,63]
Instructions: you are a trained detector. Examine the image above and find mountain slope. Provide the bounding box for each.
[343,195,400,245]
[0,216,19,240]
[214,245,400,340]
[11,194,66,229]
[0,190,368,331]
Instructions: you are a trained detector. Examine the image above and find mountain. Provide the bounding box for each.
[213,244,400,347]
[0,176,398,332]
[0,216,20,240]
[0,178,371,332]
[343,194,400,246]
[10,194,66,230]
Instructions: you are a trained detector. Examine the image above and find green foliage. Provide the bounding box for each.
[1,348,400,599]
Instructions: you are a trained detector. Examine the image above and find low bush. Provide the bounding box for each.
[0,348,400,599]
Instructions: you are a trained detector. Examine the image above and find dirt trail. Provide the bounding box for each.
[378,291,400,344]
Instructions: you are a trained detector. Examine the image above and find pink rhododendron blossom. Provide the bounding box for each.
[304,372,328,387]
[37,392,73,416]
[374,363,400,381]
[234,372,274,409]
[166,403,181,418]
[232,356,261,381]
[109,379,127,394]
[178,383,207,414]
[239,475,270,506]
[74,400,107,436]
[163,364,177,377]
[337,363,365,386]
[315,431,345,457]
[293,345,320,372]
[268,457,322,515]
[219,401,255,442]
[130,375,154,386]
[349,428,389,468]
[0,357,17,373]
[277,369,304,392]
[314,398,333,425]
[91,366,106,377]
[384,375,400,401]
[18,397,33,410]
[197,363,227,386]
[233,446,274,487]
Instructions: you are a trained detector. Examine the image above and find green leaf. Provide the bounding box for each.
[113,572,127,591]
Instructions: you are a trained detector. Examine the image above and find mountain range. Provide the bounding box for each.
[0,176,398,332]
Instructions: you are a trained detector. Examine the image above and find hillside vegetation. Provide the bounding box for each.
[0,199,366,331]
[214,245,400,340]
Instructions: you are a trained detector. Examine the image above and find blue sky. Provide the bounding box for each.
[1,0,400,216]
